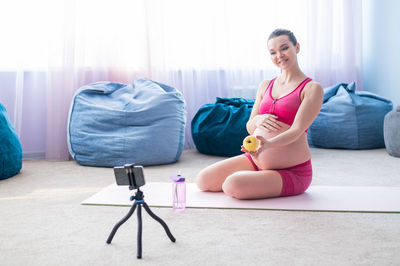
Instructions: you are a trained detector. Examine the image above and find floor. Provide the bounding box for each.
[1,148,400,265]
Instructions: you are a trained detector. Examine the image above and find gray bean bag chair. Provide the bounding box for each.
[384,106,400,157]
[308,82,393,149]
[67,78,186,167]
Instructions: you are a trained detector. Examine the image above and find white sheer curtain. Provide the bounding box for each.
[0,0,362,160]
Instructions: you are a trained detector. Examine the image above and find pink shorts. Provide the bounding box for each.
[243,153,312,197]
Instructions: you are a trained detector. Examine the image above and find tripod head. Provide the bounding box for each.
[130,188,144,202]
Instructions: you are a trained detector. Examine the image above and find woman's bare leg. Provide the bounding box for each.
[222,170,283,199]
[196,155,255,192]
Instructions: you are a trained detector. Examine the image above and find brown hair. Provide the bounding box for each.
[268,29,297,45]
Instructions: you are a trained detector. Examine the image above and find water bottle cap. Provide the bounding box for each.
[170,173,185,182]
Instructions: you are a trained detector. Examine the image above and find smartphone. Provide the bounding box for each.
[114,164,145,188]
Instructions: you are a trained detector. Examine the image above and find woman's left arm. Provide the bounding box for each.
[257,82,323,150]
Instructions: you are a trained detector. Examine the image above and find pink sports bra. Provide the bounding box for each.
[259,77,312,128]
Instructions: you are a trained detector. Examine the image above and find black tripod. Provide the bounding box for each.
[106,187,176,259]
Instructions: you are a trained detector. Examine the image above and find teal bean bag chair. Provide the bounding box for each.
[0,103,23,180]
[67,78,186,167]
[308,82,393,149]
[191,97,255,157]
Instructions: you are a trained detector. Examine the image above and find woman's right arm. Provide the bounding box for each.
[246,80,270,134]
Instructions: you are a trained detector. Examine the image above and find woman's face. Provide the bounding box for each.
[267,35,299,70]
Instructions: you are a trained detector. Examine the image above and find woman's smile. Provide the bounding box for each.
[277,57,290,67]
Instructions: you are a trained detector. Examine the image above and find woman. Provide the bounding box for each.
[195,29,323,199]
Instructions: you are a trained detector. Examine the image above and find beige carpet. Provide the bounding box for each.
[1,148,400,265]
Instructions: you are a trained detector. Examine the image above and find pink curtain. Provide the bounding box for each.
[0,0,363,160]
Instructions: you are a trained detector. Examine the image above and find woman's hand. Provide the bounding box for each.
[254,114,283,132]
[241,135,268,157]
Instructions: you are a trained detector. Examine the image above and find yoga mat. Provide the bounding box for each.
[82,182,400,213]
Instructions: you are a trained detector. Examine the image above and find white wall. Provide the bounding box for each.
[363,0,400,106]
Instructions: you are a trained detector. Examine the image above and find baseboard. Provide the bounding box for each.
[23,152,45,160]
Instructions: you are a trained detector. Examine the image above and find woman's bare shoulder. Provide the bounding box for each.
[304,80,323,93]
[302,80,323,101]
[300,80,323,101]
[257,79,271,97]
[307,80,322,88]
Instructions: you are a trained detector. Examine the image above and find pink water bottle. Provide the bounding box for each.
[170,173,186,211]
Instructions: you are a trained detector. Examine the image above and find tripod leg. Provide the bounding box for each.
[142,202,176,242]
[106,203,137,244]
[137,204,142,259]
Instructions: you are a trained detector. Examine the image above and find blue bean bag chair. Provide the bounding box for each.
[0,103,23,180]
[191,97,255,157]
[307,82,393,149]
[67,78,186,167]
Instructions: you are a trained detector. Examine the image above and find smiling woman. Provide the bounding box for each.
[0,0,362,159]
[195,28,324,200]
